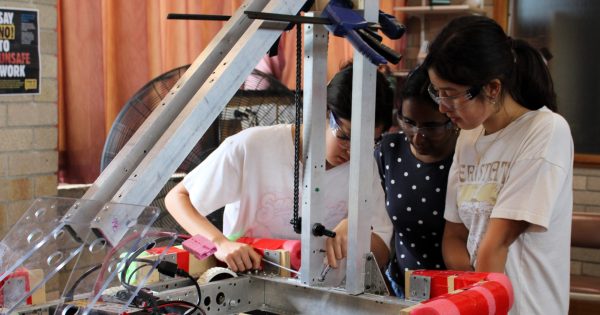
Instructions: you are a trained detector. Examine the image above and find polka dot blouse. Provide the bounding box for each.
[375,132,453,295]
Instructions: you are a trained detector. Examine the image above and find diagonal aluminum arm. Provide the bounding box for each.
[88,0,308,247]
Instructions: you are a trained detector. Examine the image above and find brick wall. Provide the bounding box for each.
[0,0,58,238]
[571,167,600,277]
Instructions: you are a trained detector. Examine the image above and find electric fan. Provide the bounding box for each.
[101,64,297,231]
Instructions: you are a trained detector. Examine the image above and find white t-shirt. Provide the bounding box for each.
[183,124,392,245]
[444,107,573,315]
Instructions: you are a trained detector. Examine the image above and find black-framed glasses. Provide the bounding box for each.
[329,111,382,144]
[427,83,481,109]
[397,115,454,139]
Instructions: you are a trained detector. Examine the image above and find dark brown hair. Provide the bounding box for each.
[423,15,556,111]
[327,63,394,130]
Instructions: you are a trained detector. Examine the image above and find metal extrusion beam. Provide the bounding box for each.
[153,276,416,315]
[82,0,271,205]
[346,0,380,295]
[64,0,274,241]
[155,276,265,314]
[261,277,414,314]
[300,15,330,287]
[90,0,308,246]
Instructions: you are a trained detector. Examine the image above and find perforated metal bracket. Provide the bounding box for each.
[363,252,389,296]
[408,274,431,302]
[338,252,390,295]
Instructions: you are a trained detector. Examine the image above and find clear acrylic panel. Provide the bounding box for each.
[0,197,179,315]
[0,197,105,313]
[54,202,181,315]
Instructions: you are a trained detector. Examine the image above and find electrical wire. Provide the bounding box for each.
[93,232,190,295]
[64,264,102,301]
[180,271,203,315]
[115,239,203,315]
[62,233,196,313]
[120,241,163,292]
[150,300,206,315]
[126,263,152,285]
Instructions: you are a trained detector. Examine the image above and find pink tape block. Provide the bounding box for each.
[411,298,461,315]
[470,285,496,315]
[182,234,217,261]
[409,271,514,315]
[447,289,490,315]
[485,273,513,309]
[281,240,301,270]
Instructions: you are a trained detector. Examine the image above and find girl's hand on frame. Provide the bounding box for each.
[213,239,262,272]
[325,219,349,268]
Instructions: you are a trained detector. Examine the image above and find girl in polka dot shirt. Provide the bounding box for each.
[375,66,458,297]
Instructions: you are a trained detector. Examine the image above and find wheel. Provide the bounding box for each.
[198,266,237,284]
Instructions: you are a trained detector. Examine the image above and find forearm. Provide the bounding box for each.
[442,221,473,271]
[165,187,227,245]
[442,237,473,271]
[371,233,390,268]
[474,218,528,273]
[475,243,509,273]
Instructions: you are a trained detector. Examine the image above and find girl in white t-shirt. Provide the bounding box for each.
[424,16,573,315]
[165,65,395,273]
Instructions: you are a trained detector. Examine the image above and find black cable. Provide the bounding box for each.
[115,236,187,314]
[152,262,203,315]
[151,300,205,315]
[63,247,204,314]
[120,236,185,291]
[180,271,203,315]
[119,255,159,312]
[64,264,102,301]
[123,257,155,287]
[120,242,158,292]
[126,263,152,285]
[291,19,302,234]
[64,247,156,304]
[75,233,190,313]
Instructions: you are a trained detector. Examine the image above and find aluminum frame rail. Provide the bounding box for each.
[152,275,414,314]
[80,0,308,247]
[346,0,380,295]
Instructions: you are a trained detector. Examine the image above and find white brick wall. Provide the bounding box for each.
[0,0,58,237]
[0,104,6,128]
[572,167,600,277]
